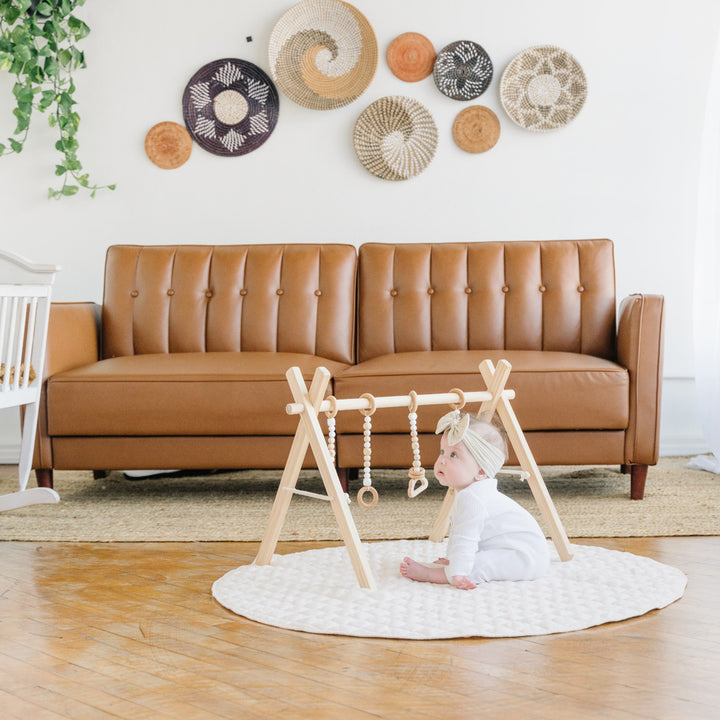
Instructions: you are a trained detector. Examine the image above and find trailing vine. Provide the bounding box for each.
[0,0,114,198]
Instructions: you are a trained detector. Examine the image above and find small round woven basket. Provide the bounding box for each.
[500,45,587,131]
[353,95,438,181]
[452,106,500,153]
[387,32,435,82]
[182,58,279,157]
[269,0,378,110]
[145,121,193,169]
[433,40,493,100]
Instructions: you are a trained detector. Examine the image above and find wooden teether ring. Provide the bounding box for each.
[359,392,376,416]
[449,387,466,410]
[357,485,379,508]
[408,390,419,414]
[324,395,338,419]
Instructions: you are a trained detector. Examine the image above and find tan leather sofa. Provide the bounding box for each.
[33,239,664,499]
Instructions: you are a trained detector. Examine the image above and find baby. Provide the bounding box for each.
[400,410,550,590]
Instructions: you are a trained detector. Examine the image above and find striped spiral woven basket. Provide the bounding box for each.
[268,0,378,110]
[353,96,438,181]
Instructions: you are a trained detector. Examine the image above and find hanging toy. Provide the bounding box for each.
[449,387,466,412]
[407,390,428,498]
[357,392,378,508]
[325,395,338,465]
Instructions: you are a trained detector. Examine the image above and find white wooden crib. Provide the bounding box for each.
[0,249,60,511]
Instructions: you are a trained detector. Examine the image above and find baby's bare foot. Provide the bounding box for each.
[400,557,448,584]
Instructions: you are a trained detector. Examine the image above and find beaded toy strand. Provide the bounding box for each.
[357,392,378,508]
[324,395,337,465]
[406,390,428,497]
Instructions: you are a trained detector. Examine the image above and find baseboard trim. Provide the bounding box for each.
[0,444,18,465]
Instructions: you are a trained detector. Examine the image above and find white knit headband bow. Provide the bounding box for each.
[435,410,505,479]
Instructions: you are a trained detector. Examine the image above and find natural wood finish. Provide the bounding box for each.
[429,360,572,562]
[0,535,717,719]
[270,362,571,587]
[256,366,375,589]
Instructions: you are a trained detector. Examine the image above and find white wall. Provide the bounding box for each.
[1,0,717,460]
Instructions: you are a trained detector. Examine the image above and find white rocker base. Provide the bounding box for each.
[0,487,60,512]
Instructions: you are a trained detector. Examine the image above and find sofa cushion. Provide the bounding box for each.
[101,244,357,364]
[47,352,349,436]
[334,350,628,433]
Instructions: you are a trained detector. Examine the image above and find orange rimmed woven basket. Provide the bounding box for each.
[452,106,501,153]
[144,121,193,169]
[387,32,435,82]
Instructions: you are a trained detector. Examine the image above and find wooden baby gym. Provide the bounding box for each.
[255,359,572,589]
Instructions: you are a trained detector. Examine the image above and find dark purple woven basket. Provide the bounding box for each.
[182,58,280,157]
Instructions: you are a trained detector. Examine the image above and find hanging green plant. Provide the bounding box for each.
[0,0,115,198]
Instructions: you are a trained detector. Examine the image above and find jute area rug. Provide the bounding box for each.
[0,456,717,542]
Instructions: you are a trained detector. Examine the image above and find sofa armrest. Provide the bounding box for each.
[44,302,101,379]
[33,302,101,470]
[617,294,665,465]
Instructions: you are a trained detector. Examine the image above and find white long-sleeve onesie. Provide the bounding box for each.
[444,477,550,585]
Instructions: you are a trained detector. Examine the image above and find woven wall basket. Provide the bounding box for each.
[269,0,378,110]
[145,121,193,169]
[182,58,280,157]
[353,96,438,181]
[452,105,500,153]
[500,45,587,131]
[433,40,493,101]
[387,32,435,82]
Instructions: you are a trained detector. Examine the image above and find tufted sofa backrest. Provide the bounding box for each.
[102,244,357,364]
[357,240,617,362]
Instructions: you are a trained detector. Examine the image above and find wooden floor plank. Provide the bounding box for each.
[0,536,718,719]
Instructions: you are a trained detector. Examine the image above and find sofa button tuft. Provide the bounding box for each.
[276,288,284,296]
[206,290,213,298]
[167,289,175,297]
[130,290,139,298]
[239,289,248,296]
[390,289,398,297]
[427,288,434,295]
[465,287,472,294]
[314,289,322,297]
[578,285,585,293]
[539,285,546,293]
[501,285,509,293]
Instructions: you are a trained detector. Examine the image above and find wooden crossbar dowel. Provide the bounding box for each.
[286,389,515,416]
[286,488,334,502]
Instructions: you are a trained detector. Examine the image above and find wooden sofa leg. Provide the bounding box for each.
[35,468,54,489]
[93,470,108,480]
[630,464,648,500]
[337,468,350,493]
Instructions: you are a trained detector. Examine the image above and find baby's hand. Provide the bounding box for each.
[433,557,449,565]
[452,575,477,590]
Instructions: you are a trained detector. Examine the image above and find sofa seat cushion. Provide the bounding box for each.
[334,350,628,433]
[47,352,349,436]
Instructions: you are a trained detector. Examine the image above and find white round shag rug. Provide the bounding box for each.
[212,540,686,639]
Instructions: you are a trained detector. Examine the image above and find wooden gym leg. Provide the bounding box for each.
[630,464,648,500]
